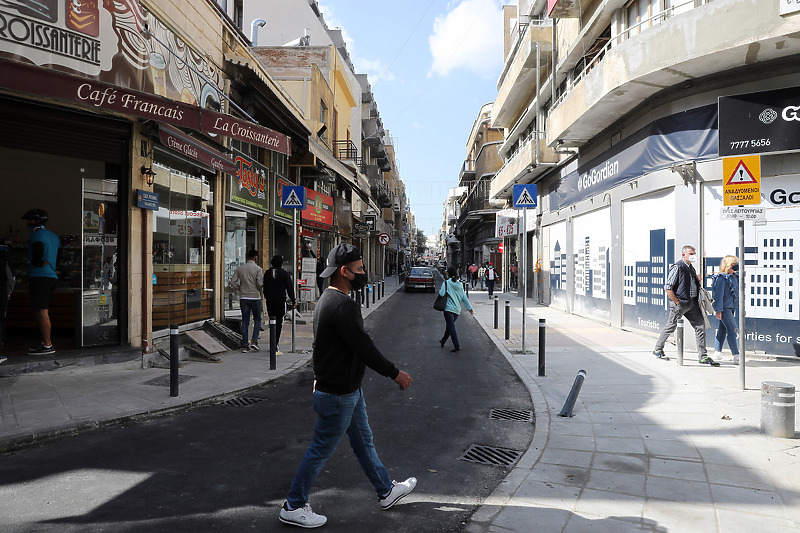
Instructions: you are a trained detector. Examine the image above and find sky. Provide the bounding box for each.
[317,0,505,239]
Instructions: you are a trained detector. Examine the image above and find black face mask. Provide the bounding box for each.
[731,264,739,273]
[347,268,369,290]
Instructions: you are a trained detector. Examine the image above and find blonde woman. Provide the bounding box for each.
[712,255,740,364]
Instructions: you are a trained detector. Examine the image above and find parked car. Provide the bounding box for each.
[404,267,436,292]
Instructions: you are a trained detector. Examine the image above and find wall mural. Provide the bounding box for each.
[703,176,800,356]
[547,220,567,308]
[622,189,676,333]
[572,207,611,321]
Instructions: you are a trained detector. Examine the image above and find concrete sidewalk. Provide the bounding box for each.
[0,276,404,453]
[3,276,799,532]
[463,288,800,533]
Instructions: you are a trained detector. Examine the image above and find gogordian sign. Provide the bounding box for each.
[719,86,800,156]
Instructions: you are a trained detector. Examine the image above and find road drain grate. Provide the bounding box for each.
[459,444,523,467]
[217,397,268,407]
[490,408,533,422]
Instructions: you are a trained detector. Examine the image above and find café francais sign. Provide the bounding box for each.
[0,1,290,155]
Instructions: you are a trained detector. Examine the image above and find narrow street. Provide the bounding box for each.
[1,280,534,532]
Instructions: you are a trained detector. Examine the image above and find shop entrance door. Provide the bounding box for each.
[81,179,119,346]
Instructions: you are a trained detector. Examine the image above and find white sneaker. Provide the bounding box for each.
[714,351,727,362]
[379,477,417,510]
[733,355,740,365]
[279,502,327,528]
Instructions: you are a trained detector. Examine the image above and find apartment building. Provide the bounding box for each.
[222,0,411,281]
[492,0,800,356]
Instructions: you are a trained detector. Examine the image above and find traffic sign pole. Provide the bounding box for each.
[292,208,297,354]
[739,219,745,390]
[522,208,527,354]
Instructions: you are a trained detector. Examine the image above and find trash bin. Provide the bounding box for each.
[761,381,796,438]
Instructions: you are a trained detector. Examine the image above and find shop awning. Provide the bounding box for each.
[0,60,291,156]
[156,123,236,174]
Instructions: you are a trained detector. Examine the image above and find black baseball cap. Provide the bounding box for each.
[320,243,362,278]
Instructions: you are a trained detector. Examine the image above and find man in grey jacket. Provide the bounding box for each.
[229,249,264,352]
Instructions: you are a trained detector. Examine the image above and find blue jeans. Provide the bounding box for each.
[240,298,262,345]
[287,388,393,508]
[714,308,739,355]
[442,311,460,349]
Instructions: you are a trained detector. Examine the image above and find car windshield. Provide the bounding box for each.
[409,268,432,277]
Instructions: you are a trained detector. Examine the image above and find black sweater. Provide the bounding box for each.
[312,288,399,394]
[263,267,296,303]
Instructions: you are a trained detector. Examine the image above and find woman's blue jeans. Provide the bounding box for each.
[714,308,739,355]
[287,388,393,508]
[442,311,460,349]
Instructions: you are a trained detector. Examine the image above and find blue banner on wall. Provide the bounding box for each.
[548,105,719,210]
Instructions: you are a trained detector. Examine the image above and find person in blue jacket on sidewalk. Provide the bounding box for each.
[438,266,474,353]
[712,255,740,364]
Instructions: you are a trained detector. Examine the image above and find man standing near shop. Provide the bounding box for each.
[22,209,59,355]
[228,249,263,352]
[653,245,719,366]
[263,255,296,356]
[279,243,416,528]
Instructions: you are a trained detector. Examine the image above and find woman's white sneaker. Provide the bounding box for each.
[379,477,417,509]
[279,502,327,528]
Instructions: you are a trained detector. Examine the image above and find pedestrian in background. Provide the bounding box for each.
[712,255,740,365]
[468,263,478,288]
[439,266,474,353]
[22,209,59,356]
[485,262,499,299]
[477,264,486,290]
[652,245,718,366]
[264,255,296,356]
[228,249,263,352]
[280,243,415,528]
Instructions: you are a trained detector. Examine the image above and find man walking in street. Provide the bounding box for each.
[279,243,416,528]
[263,255,296,356]
[653,245,719,366]
[22,209,59,355]
[228,249,263,352]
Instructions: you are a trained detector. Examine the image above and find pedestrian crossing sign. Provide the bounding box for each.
[281,185,306,209]
[513,184,537,209]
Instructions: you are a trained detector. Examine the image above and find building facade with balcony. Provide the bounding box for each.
[456,103,505,272]
[493,0,800,356]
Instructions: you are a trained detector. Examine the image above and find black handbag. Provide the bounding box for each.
[433,280,448,311]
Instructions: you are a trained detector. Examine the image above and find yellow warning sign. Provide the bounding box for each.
[723,155,760,206]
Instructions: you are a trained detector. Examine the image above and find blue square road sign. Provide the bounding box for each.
[281,185,306,209]
[513,184,537,209]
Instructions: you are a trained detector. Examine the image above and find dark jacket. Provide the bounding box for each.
[312,289,399,394]
[712,273,739,311]
[667,260,699,305]
[263,266,296,303]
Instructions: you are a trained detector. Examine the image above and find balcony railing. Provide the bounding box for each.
[334,140,362,166]
[550,0,699,112]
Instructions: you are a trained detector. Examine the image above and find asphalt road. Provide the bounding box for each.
[1,277,534,532]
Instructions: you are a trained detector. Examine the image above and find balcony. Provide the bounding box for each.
[493,21,553,129]
[459,159,475,183]
[490,137,557,199]
[363,117,384,146]
[366,165,392,208]
[546,0,800,146]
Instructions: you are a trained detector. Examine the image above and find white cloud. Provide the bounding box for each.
[428,0,503,78]
[318,3,396,85]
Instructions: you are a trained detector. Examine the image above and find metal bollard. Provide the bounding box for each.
[465,281,469,296]
[538,318,546,377]
[558,370,587,417]
[170,324,180,397]
[761,381,795,438]
[372,284,376,304]
[269,316,277,370]
[365,286,370,309]
[676,316,684,366]
[494,298,498,329]
[381,280,385,298]
[505,300,510,340]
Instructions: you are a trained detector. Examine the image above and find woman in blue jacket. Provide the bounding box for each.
[712,255,740,364]
[438,266,474,353]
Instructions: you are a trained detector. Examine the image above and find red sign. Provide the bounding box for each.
[158,124,236,174]
[498,242,504,253]
[301,188,334,230]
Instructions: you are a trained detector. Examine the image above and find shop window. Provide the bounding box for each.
[152,164,214,331]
